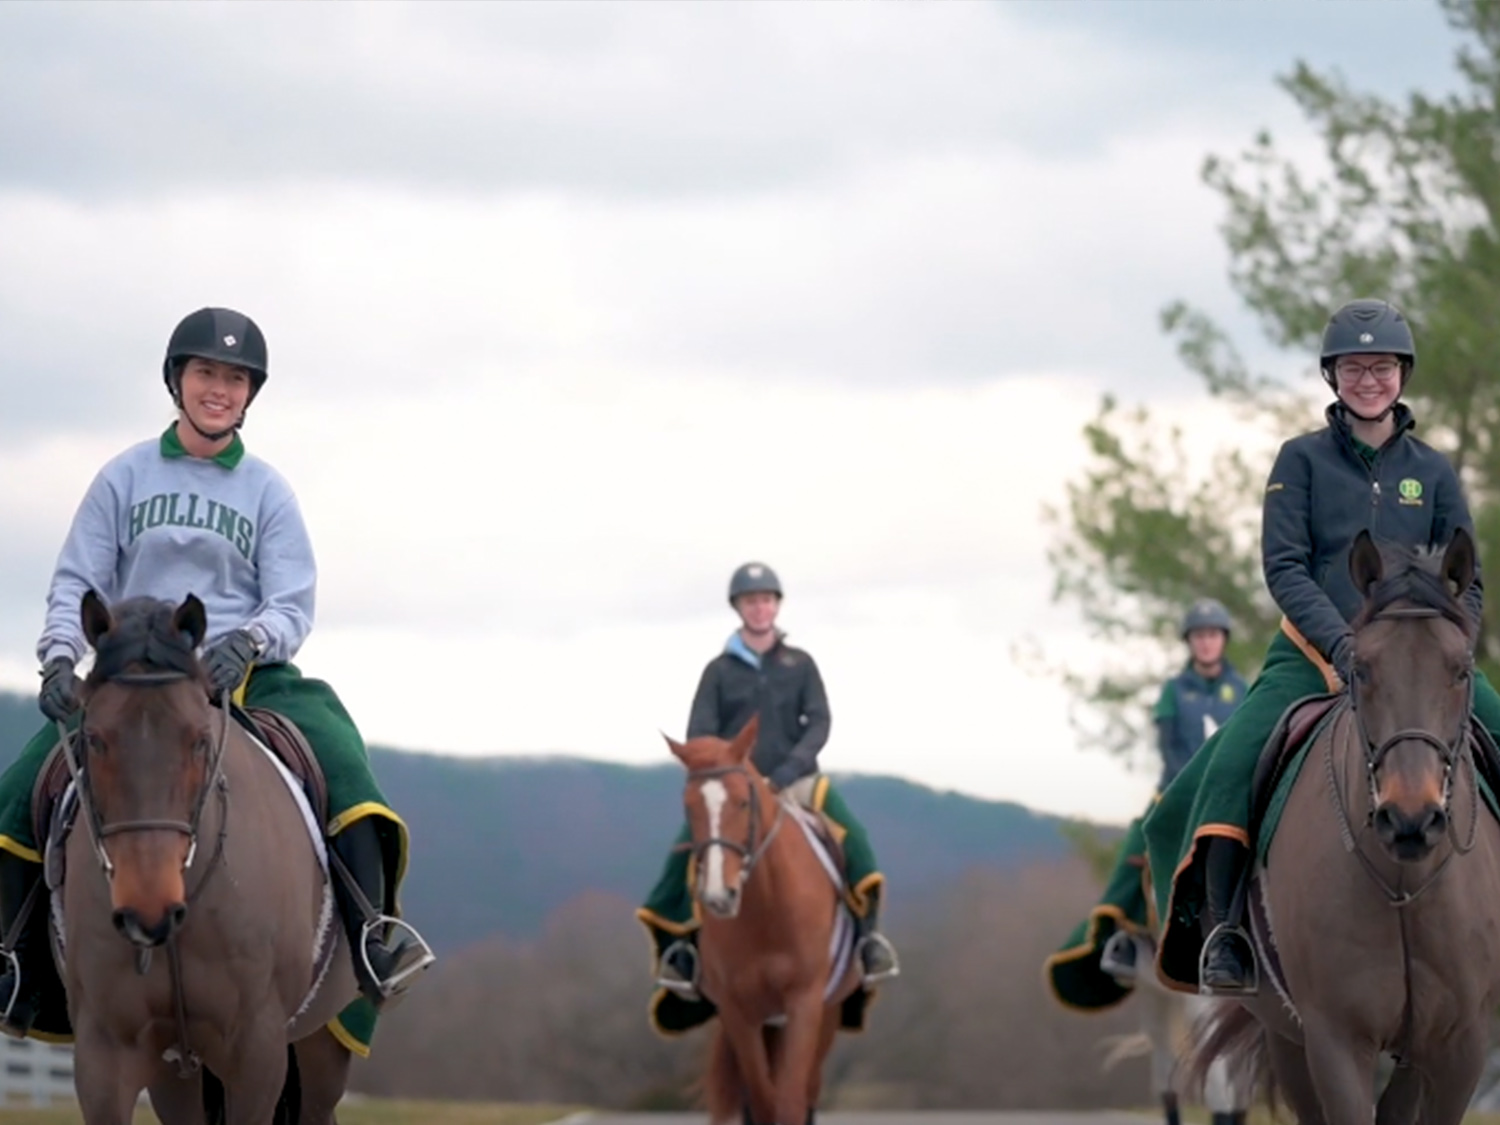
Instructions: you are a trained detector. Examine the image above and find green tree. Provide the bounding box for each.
[1045,0,1500,766]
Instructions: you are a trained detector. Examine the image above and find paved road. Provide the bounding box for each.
[571,1113,1152,1125]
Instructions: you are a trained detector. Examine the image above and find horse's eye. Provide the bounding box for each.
[85,732,106,756]
[737,797,751,810]
[1458,667,1474,685]
[195,737,212,758]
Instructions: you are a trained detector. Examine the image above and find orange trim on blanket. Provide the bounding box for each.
[1152,823,1251,996]
[1042,903,1141,1013]
[1281,616,1343,693]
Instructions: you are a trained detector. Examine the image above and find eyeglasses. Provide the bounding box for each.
[1334,359,1402,383]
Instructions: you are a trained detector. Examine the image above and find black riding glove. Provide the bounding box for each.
[201,630,260,696]
[1330,635,1355,691]
[38,657,80,722]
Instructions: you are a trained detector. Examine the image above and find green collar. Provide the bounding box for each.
[160,425,245,469]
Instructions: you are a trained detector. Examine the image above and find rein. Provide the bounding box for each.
[679,765,785,896]
[58,672,233,1078]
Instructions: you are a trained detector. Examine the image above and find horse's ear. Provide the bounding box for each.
[728,713,759,763]
[1443,526,1477,599]
[173,595,207,649]
[80,590,112,648]
[662,732,688,762]
[1349,529,1385,599]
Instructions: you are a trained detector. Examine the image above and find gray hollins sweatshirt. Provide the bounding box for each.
[38,426,315,668]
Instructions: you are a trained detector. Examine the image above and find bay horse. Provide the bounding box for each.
[59,592,359,1124]
[665,714,860,1125]
[1184,528,1500,1125]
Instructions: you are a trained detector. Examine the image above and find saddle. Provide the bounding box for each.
[1249,692,1344,841]
[31,705,329,889]
[797,803,848,878]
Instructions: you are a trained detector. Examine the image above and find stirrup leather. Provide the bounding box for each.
[1198,922,1259,996]
[360,915,436,1000]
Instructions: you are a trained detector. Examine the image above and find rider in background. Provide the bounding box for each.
[637,562,898,1028]
[1144,298,1500,995]
[0,308,432,1047]
[1096,599,1246,978]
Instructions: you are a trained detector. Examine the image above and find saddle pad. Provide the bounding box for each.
[788,804,856,1003]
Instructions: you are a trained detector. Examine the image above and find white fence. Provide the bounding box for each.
[0,1036,74,1105]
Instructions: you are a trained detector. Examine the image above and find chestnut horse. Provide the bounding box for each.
[59,592,359,1124]
[1184,529,1500,1125]
[665,715,860,1125]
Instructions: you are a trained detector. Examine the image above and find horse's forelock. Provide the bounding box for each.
[87,598,203,686]
[677,737,748,775]
[1353,543,1473,638]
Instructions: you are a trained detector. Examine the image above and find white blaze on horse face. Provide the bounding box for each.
[701,779,730,902]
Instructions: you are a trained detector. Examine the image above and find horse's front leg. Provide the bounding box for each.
[1412,1029,1485,1125]
[771,989,825,1125]
[720,1010,776,1125]
[221,1016,290,1125]
[1263,1030,1328,1125]
[1375,1062,1424,1125]
[1301,1015,1378,1125]
[73,1022,149,1125]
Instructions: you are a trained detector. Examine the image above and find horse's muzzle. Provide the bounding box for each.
[1373,802,1448,862]
[699,886,741,920]
[113,903,187,948]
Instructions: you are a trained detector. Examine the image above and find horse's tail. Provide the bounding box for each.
[1178,1002,1276,1115]
[705,1024,744,1125]
[1099,1031,1154,1070]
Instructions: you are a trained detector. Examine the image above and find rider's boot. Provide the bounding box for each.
[854,891,900,985]
[1199,835,1257,995]
[1099,928,1138,981]
[329,817,435,1008]
[655,936,702,1001]
[0,853,46,1037]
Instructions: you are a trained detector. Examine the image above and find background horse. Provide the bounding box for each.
[1185,529,1500,1125]
[666,714,859,1125]
[1100,930,1252,1125]
[61,592,359,1124]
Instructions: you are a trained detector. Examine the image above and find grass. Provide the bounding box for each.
[1170,1109,1500,1125]
[0,1099,583,1124]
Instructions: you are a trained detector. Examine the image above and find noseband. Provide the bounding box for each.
[59,672,230,887]
[683,765,784,891]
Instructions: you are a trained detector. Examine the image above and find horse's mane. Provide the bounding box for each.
[88,598,204,686]
[1352,543,1475,640]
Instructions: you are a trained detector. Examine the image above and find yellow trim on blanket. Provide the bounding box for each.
[327,802,411,890]
[0,837,41,865]
[326,1015,372,1058]
[1041,904,1138,1014]
[813,775,831,811]
[1280,616,1344,693]
[846,872,883,918]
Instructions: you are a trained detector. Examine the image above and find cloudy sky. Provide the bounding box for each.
[0,2,1462,824]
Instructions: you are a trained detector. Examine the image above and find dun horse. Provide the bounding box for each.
[1185,529,1500,1125]
[666,715,860,1125]
[57,592,359,1124]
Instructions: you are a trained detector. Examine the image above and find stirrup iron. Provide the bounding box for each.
[359,915,435,1000]
[1099,929,1137,981]
[857,933,900,985]
[1198,922,1259,997]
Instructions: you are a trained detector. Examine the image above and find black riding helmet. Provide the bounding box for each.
[163,307,269,401]
[1181,598,1232,640]
[728,562,783,605]
[1319,299,1415,391]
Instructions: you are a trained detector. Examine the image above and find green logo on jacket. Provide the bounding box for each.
[1398,478,1424,505]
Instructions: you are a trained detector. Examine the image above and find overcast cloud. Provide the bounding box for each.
[0,2,1460,821]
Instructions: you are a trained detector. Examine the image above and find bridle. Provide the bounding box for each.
[54,672,233,1079]
[681,765,784,894]
[59,672,230,888]
[1332,605,1478,908]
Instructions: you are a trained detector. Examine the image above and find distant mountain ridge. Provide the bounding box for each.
[0,691,1072,951]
